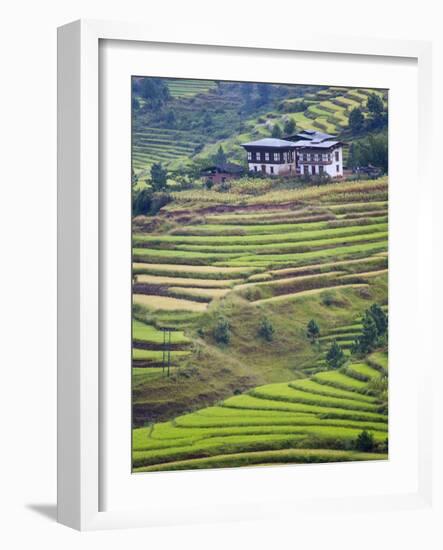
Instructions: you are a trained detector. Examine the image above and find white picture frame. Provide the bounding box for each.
[57,19,435,531]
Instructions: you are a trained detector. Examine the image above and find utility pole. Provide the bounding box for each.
[162,328,166,375]
[167,329,171,377]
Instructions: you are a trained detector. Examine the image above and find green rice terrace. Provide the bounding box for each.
[132,81,387,181]
[132,177,389,471]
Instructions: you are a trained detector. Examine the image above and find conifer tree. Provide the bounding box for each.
[306,320,320,343]
[326,340,346,370]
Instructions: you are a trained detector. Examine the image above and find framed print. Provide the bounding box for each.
[57,19,435,531]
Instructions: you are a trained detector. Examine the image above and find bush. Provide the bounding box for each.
[132,188,152,216]
[258,317,275,342]
[355,430,375,452]
[214,316,231,345]
[149,192,171,215]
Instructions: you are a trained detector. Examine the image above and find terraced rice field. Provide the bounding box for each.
[164,79,217,98]
[132,178,388,468]
[132,319,192,376]
[133,355,388,472]
[280,87,387,138]
[133,184,387,315]
[132,127,206,175]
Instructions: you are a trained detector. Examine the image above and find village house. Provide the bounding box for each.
[242,130,344,178]
[201,162,244,185]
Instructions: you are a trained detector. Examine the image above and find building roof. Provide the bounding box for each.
[291,130,336,142]
[292,140,341,149]
[201,162,244,174]
[241,138,297,148]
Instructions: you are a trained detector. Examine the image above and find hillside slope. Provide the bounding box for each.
[132,80,387,179]
[132,178,388,425]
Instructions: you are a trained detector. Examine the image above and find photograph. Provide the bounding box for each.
[131,77,389,473]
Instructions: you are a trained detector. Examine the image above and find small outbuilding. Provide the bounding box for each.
[201,162,244,185]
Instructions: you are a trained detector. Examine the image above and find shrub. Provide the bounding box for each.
[214,316,231,345]
[132,188,152,216]
[355,430,375,452]
[149,192,171,215]
[258,318,275,342]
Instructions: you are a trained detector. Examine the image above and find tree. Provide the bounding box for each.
[367,93,384,116]
[214,316,231,345]
[368,304,388,337]
[132,188,152,216]
[150,163,168,192]
[348,132,388,172]
[326,340,346,370]
[355,430,375,452]
[283,118,296,136]
[306,320,320,343]
[348,107,365,132]
[139,77,170,108]
[214,145,227,166]
[258,317,275,342]
[354,311,378,354]
[271,123,282,138]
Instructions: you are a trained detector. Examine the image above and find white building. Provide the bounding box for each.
[242,130,344,178]
[241,138,297,176]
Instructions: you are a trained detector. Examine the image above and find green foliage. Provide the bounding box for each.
[367,93,384,115]
[283,118,296,135]
[368,303,388,336]
[306,319,320,343]
[139,77,171,109]
[214,145,227,165]
[214,316,231,345]
[132,189,171,216]
[352,303,388,354]
[326,340,346,370]
[258,317,275,342]
[348,107,365,132]
[133,188,152,216]
[358,312,378,354]
[348,133,388,173]
[271,123,282,138]
[150,163,168,191]
[355,429,375,452]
